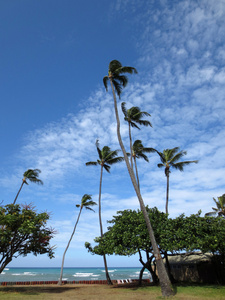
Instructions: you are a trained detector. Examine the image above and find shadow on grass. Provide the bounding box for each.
[0,286,79,296]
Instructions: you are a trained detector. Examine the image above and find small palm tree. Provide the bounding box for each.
[205,194,225,217]
[13,169,43,204]
[157,147,198,214]
[103,60,174,297]
[58,194,96,285]
[86,140,124,285]
[132,140,157,190]
[121,102,152,169]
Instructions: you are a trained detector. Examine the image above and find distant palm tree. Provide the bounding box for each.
[205,194,225,217]
[58,194,96,285]
[103,60,174,297]
[121,102,152,170]
[132,140,156,190]
[13,169,43,204]
[86,140,124,285]
[157,147,198,214]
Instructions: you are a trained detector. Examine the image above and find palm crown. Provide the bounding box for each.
[22,169,43,185]
[86,140,124,172]
[76,194,97,212]
[132,140,156,161]
[211,194,225,217]
[121,102,152,129]
[103,60,137,98]
[157,147,198,177]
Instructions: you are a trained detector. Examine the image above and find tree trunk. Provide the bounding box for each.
[134,157,140,190]
[13,181,24,204]
[128,123,133,170]
[110,78,174,297]
[99,166,113,285]
[58,207,82,285]
[166,173,169,215]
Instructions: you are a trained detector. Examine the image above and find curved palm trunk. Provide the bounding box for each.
[58,207,83,285]
[109,78,174,297]
[166,173,169,215]
[128,123,133,170]
[134,157,140,190]
[99,166,113,285]
[13,181,25,204]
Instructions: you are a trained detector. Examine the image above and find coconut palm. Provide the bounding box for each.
[13,169,43,204]
[121,102,152,169]
[132,140,157,190]
[86,140,124,285]
[205,194,225,217]
[58,194,96,285]
[103,60,174,297]
[157,147,198,215]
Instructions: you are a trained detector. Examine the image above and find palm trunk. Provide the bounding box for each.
[166,173,169,215]
[99,166,113,285]
[13,181,25,204]
[109,78,174,297]
[58,207,82,285]
[134,157,140,190]
[128,123,133,170]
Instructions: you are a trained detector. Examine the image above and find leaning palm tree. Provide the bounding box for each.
[132,140,157,190]
[103,60,174,297]
[121,102,152,170]
[86,140,124,285]
[205,194,225,217]
[157,147,198,215]
[58,194,96,285]
[13,169,43,204]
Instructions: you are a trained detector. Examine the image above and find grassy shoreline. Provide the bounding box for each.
[0,283,224,300]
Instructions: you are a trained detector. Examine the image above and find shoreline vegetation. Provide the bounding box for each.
[0,282,224,300]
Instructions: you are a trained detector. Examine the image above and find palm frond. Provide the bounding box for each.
[136,153,149,162]
[86,161,98,166]
[103,164,111,173]
[103,76,109,91]
[115,66,138,75]
[107,156,124,165]
[136,119,152,127]
[108,60,122,73]
[172,160,198,171]
[130,121,140,129]
[157,163,165,168]
[112,79,123,97]
[121,102,128,118]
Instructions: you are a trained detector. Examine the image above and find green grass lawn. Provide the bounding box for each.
[0,283,224,300]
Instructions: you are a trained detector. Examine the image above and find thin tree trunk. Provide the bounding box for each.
[99,166,113,285]
[166,173,169,215]
[13,181,24,204]
[134,157,140,190]
[58,207,82,285]
[128,123,133,170]
[110,78,174,297]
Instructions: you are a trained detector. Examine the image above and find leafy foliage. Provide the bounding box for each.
[0,204,55,273]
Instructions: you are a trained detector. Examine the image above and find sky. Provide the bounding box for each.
[1,0,225,269]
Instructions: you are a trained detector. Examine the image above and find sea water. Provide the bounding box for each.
[0,267,151,282]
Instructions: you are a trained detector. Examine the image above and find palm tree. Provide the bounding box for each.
[205,194,225,217]
[103,60,174,297]
[86,140,124,285]
[13,169,43,204]
[121,102,152,170]
[157,147,198,215]
[132,140,157,190]
[58,194,96,285]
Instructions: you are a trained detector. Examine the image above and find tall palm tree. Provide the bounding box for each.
[157,147,198,215]
[132,140,156,190]
[205,194,225,217]
[86,140,124,285]
[58,194,96,285]
[13,169,43,204]
[103,60,174,297]
[121,102,152,170]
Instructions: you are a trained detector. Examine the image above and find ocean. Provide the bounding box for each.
[0,267,152,282]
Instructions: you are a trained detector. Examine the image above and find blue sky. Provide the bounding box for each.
[1,0,225,269]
